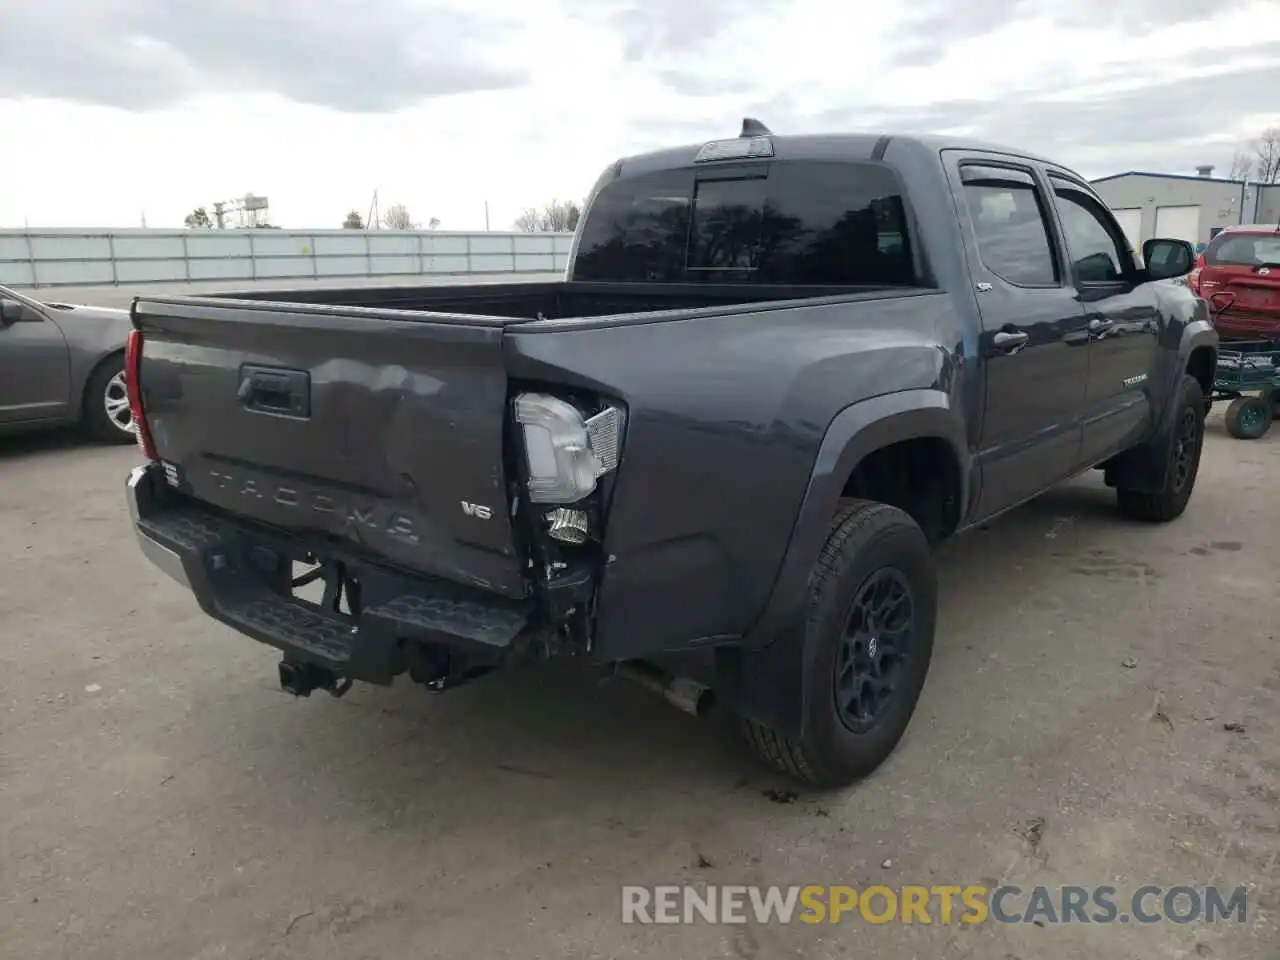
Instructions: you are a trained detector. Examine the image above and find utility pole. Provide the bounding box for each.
[484,200,490,231]
[212,201,227,230]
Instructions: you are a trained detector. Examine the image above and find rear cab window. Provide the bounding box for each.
[572,161,915,286]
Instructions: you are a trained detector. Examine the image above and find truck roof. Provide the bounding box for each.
[615,128,1060,179]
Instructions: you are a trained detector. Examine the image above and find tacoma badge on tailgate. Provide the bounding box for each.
[207,467,420,546]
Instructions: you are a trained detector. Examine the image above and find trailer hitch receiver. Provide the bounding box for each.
[278,660,353,698]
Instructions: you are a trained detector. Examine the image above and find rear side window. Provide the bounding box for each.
[572,161,914,285]
[959,165,1059,287]
[1205,233,1280,267]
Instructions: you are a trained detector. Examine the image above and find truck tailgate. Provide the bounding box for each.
[132,297,527,598]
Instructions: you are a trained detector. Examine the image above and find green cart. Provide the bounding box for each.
[1212,339,1280,439]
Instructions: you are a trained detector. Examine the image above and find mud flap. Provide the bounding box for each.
[714,629,808,739]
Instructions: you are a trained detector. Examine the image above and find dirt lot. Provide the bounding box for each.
[2,418,1277,960]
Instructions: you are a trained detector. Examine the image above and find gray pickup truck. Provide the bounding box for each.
[125,122,1216,786]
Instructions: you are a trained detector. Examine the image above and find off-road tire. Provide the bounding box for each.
[1117,374,1206,521]
[741,500,936,788]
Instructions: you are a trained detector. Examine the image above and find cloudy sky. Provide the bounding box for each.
[2,0,1278,230]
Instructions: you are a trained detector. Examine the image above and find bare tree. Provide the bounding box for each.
[513,208,541,232]
[1253,127,1280,184]
[1228,150,1253,181]
[515,199,581,232]
[342,210,365,229]
[383,202,414,230]
[427,217,440,230]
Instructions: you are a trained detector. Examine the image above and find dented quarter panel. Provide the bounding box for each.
[505,291,969,659]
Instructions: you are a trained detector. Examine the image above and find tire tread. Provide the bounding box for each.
[741,499,912,785]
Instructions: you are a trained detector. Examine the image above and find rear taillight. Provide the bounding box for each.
[125,329,159,461]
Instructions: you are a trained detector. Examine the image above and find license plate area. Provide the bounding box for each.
[289,554,360,617]
[243,541,361,619]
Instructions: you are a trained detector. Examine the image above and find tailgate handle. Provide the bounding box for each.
[237,365,311,419]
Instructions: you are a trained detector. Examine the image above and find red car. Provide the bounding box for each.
[1189,225,1280,341]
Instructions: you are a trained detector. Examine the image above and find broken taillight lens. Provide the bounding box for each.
[125,328,158,461]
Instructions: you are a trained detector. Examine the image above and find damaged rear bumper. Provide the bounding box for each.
[127,463,537,686]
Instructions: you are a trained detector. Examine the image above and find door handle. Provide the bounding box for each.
[993,331,1029,351]
[1088,318,1113,333]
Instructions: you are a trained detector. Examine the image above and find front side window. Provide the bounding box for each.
[572,160,914,285]
[1051,181,1129,283]
[959,165,1059,286]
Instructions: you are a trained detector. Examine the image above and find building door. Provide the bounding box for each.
[1154,205,1201,247]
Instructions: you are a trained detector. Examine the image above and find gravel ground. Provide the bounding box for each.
[1,415,1277,960]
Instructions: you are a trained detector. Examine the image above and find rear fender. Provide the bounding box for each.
[721,389,968,736]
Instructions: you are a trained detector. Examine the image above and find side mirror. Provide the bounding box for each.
[0,297,40,324]
[1143,238,1194,281]
[0,297,24,326]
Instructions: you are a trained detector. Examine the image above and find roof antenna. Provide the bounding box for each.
[740,117,772,138]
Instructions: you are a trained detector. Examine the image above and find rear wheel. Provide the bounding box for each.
[741,500,936,788]
[1224,396,1271,440]
[83,355,136,444]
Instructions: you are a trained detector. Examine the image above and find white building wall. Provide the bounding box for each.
[1091,174,1249,253]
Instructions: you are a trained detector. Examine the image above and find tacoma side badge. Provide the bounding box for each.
[460,501,493,520]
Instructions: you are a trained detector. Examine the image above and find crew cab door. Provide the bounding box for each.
[944,154,1091,518]
[0,295,70,424]
[1046,173,1162,464]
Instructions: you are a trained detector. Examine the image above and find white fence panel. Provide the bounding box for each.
[0,228,572,289]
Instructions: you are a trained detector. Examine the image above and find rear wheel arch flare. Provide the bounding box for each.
[840,434,964,544]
